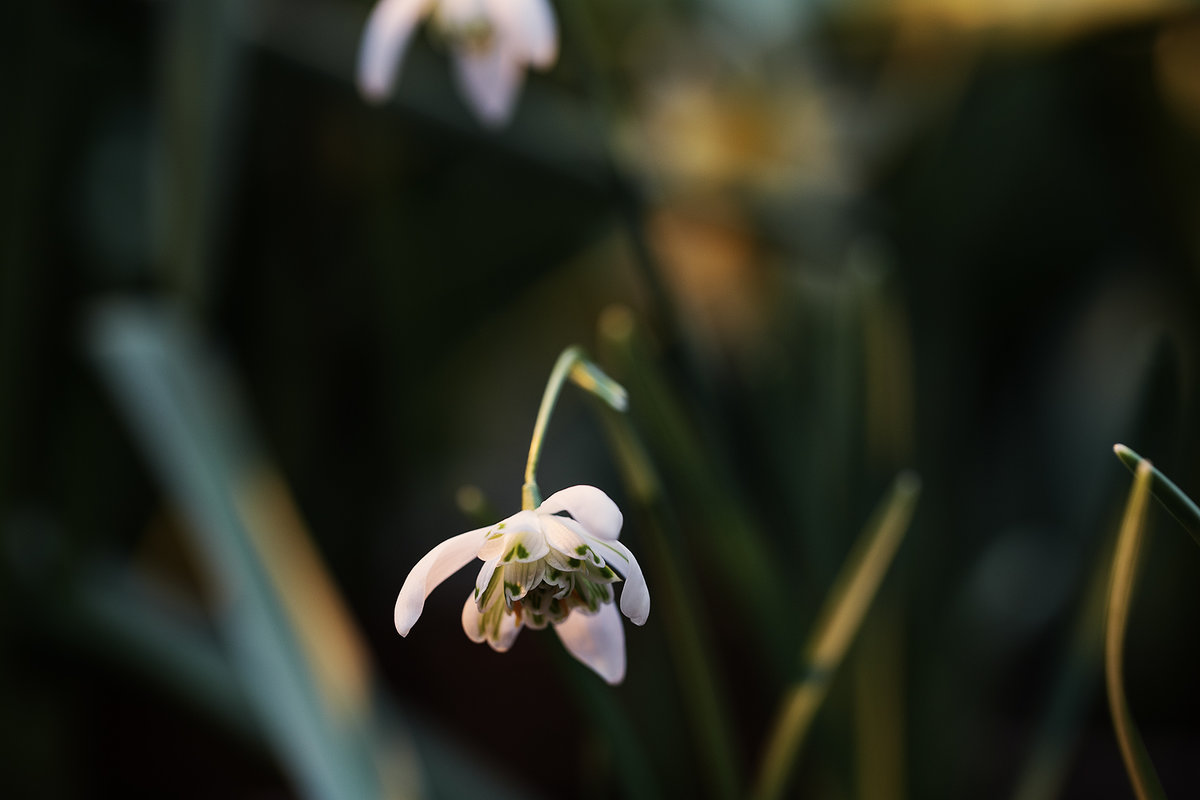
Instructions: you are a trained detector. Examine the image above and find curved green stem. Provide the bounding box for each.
[523,346,627,510]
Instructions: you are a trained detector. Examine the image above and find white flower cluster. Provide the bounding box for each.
[395,486,649,683]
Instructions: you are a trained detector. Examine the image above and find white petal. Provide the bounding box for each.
[477,510,537,560]
[462,593,486,642]
[554,603,626,685]
[474,556,502,608]
[544,547,578,573]
[540,486,623,540]
[502,559,545,604]
[489,609,523,652]
[541,514,589,556]
[452,43,524,127]
[434,0,485,27]
[486,0,557,67]
[589,537,650,625]
[496,519,549,564]
[357,0,430,101]
[395,526,490,635]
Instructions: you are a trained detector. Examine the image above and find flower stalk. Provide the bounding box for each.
[523,346,627,510]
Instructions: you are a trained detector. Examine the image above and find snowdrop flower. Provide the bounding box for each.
[357,0,558,126]
[395,485,649,684]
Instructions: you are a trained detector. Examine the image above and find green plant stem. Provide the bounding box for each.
[598,307,790,674]
[1105,460,1168,800]
[523,347,581,509]
[753,472,921,800]
[523,346,626,510]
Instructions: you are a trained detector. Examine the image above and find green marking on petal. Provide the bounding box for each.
[478,567,504,610]
[568,557,581,568]
[498,522,506,529]
[575,545,588,556]
[516,543,529,559]
[599,566,614,579]
[504,546,516,562]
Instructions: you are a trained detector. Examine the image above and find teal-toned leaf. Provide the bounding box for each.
[1114,444,1200,549]
[89,300,395,800]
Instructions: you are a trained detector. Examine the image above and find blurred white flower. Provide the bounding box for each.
[357,0,558,126]
[395,485,649,684]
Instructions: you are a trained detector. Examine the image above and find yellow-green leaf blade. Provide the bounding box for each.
[1106,459,1167,800]
[752,471,921,800]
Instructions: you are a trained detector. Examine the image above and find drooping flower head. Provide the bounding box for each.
[357,0,558,126]
[395,485,649,683]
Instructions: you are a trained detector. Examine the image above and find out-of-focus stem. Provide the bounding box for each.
[599,306,790,674]
[1105,459,1167,800]
[598,408,742,800]
[753,472,920,800]
[523,346,627,510]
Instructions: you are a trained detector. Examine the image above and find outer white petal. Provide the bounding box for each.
[554,603,626,685]
[462,592,522,650]
[589,537,649,625]
[462,593,486,642]
[486,0,557,67]
[394,526,489,635]
[357,0,430,101]
[451,43,524,127]
[540,485,623,540]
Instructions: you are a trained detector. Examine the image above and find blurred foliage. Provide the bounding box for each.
[6,0,1200,798]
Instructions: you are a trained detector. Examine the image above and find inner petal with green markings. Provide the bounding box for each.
[465,510,624,649]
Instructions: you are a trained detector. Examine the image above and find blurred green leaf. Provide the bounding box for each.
[66,563,260,741]
[1009,523,1113,800]
[157,0,242,309]
[599,402,742,800]
[753,471,921,800]
[598,306,791,675]
[88,299,414,800]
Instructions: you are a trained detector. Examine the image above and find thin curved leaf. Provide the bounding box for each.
[1114,444,1200,549]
